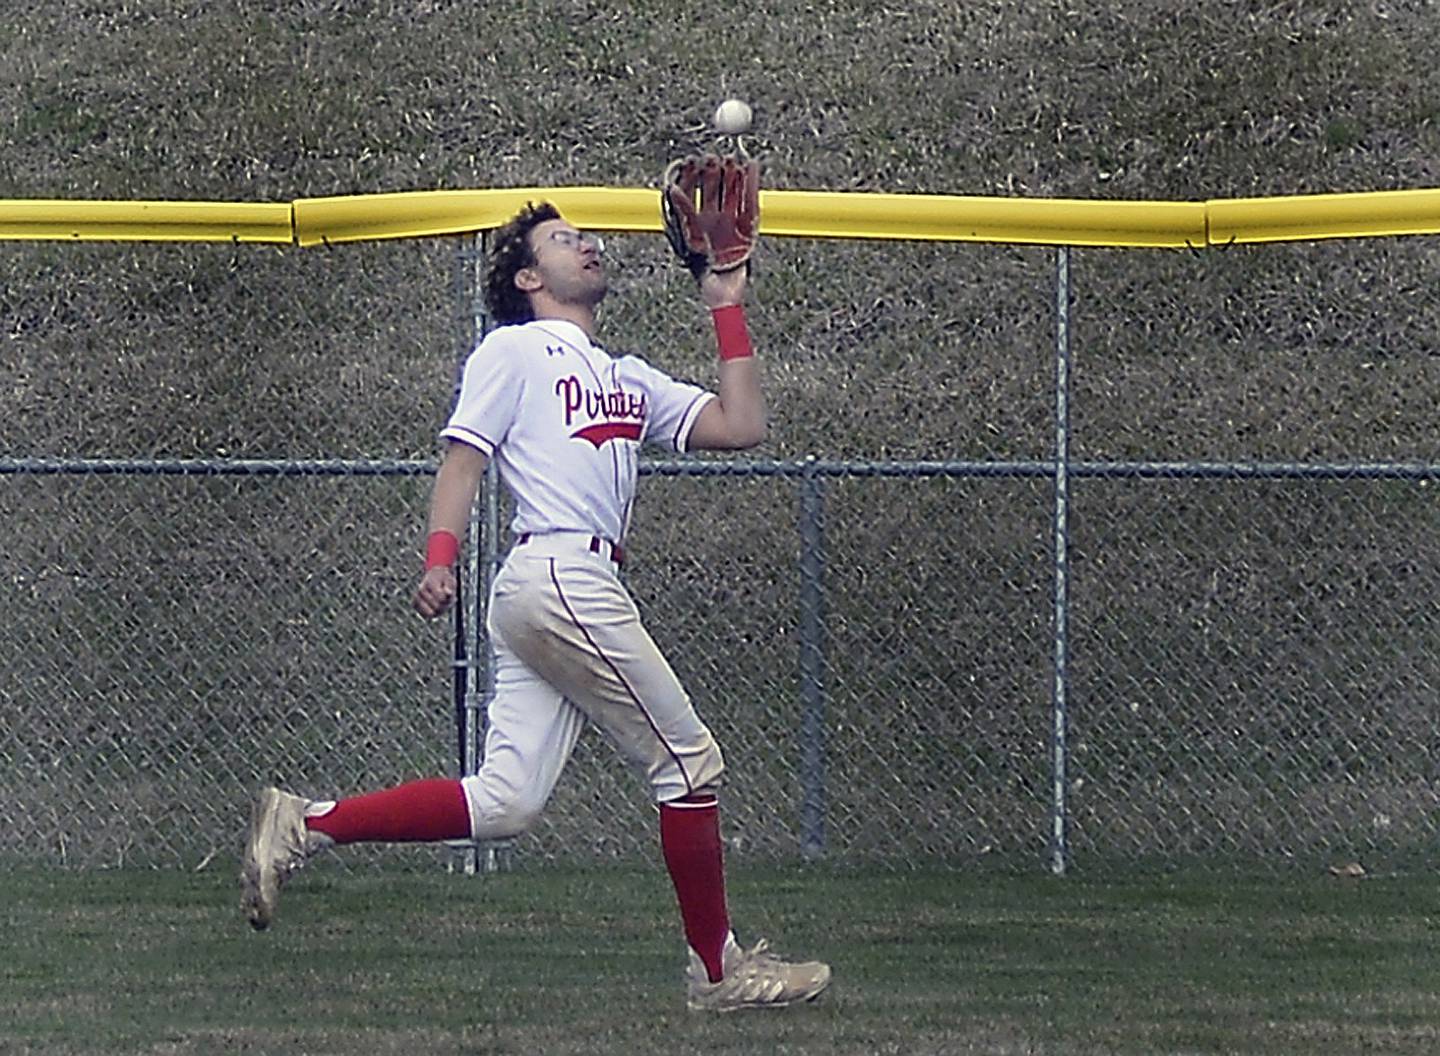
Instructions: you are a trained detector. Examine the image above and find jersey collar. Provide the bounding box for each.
[530,318,598,353]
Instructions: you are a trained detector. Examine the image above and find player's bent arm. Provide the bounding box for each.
[413,440,490,619]
[427,439,490,539]
[688,267,767,451]
[688,359,767,451]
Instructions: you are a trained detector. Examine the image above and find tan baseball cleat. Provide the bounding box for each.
[240,786,330,930]
[685,936,832,1012]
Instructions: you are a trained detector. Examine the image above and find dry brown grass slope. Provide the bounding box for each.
[2,1,1438,201]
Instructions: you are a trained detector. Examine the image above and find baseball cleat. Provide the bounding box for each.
[240,786,328,930]
[685,936,832,1012]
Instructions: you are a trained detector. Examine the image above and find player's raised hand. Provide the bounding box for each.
[413,565,458,618]
[699,265,747,309]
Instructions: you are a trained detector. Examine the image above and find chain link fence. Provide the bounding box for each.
[3,232,1438,874]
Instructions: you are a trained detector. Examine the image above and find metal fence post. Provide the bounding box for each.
[470,230,513,873]
[799,456,827,859]
[1050,247,1073,877]
[474,459,510,875]
[446,231,481,874]
[448,229,513,874]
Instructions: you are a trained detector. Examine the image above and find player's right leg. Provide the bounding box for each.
[462,644,585,840]
[241,787,332,930]
[240,780,470,930]
[242,643,582,930]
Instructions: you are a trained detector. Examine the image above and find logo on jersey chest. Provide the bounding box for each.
[554,375,646,447]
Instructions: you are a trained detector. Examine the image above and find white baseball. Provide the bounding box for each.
[713,99,753,135]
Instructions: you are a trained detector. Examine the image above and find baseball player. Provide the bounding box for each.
[242,193,831,1012]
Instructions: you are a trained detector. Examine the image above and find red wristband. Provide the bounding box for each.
[711,304,754,362]
[425,530,460,570]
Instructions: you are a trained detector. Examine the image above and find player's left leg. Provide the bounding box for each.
[660,787,830,1012]
[658,788,732,984]
[488,554,724,798]
[489,554,733,975]
[489,552,830,1008]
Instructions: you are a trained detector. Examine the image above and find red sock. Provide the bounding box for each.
[305,778,471,844]
[659,794,731,983]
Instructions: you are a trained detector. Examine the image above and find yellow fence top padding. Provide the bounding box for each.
[292,188,660,246]
[0,200,293,243]
[1208,187,1440,244]
[5,187,1440,247]
[294,187,1209,248]
[762,190,1207,248]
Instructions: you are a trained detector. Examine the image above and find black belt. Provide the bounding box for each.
[515,532,625,567]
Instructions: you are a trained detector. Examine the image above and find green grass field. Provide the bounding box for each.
[4,863,1437,1055]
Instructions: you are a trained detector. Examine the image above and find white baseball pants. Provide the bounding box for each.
[459,532,725,840]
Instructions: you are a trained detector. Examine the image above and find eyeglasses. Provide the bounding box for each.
[547,229,605,254]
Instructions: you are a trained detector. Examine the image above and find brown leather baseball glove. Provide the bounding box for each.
[661,152,761,279]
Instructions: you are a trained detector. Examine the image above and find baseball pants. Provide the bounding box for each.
[459,531,725,840]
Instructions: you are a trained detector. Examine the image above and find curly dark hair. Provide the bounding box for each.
[483,201,562,326]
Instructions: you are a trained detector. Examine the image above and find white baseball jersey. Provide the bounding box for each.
[441,319,715,544]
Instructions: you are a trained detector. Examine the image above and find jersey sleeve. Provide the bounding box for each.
[626,356,715,454]
[439,330,524,456]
